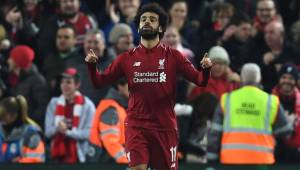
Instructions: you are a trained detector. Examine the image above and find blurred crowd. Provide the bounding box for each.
[0,0,300,164]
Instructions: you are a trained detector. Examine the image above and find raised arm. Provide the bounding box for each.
[86,49,125,88]
[175,50,212,86]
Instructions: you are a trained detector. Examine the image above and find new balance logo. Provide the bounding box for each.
[133,61,141,67]
[159,72,166,82]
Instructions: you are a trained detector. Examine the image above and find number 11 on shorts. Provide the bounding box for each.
[170,146,177,162]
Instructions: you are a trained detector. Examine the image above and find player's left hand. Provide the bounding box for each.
[200,53,213,69]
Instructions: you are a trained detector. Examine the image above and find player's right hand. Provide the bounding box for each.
[85,49,98,63]
[200,52,212,69]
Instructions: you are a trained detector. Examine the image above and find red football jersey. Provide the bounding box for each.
[88,43,210,130]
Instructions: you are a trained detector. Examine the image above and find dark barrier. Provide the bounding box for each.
[0,163,299,170]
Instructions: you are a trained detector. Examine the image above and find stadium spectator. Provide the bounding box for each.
[108,23,134,58]
[207,63,292,164]
[259,21,297,92]
[177,93,218,163]
[168,0,196,47]
[5,45,49,128]
[189,46,239,101]
[221,12,257,72]
[78,29,115,104]
[0,95,45,163]
[191,2,235,61]
[162,26,195,65]
[252,0,281,52]
[162,25,196,102]
[103,0,141,45]
[272,64,300,162]
[44,68,95,163]
[252,0,280,36]
[3,0,40,48]
[38,0,97,57]
[43,24,80,96]
[90,78,129,164]
[227,0,258,18]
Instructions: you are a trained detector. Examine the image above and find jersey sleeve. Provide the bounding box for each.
[87,53,126,88]
[174,49,210,86]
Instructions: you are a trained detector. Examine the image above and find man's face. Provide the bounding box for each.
[60,77,79,98]
[56,28,76,53]
[84,33,105,57]
[60,0,80,18]
[279,74,296,94]
[264,22,283,47]
[256,0,276,23]
[116,33,133,53]
[235,22,252,42]
[118,0,140,19]
[139,12,161,40]
[162,27,180,48]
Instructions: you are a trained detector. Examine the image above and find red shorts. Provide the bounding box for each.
[125,126,178,170]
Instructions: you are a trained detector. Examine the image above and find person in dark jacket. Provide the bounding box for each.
[259,21,298,92]
[37,0,97,58]
[42,24,81,96]
[6,45,49,128]
[221,12,257,73]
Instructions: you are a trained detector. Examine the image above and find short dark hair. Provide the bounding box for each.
[230,12,251,26]
[57,24,77,36]
[134,3,169,38]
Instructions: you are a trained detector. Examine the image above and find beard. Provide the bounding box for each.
[279,83,294,94]
[139,26,160,40]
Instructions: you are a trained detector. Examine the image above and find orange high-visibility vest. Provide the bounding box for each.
[90,99,127,164]
[1,125,45,163]
[18,141,45,163]
[220,86,279,164]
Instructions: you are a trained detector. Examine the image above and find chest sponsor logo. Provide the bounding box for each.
[133,71,167,83]
[133,61,141,67]
[158,58,165,69]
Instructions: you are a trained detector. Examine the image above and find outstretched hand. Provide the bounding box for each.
[200,53,213,69]
[85,49,98,63]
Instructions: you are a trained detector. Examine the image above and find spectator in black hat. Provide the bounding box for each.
[272,63,300,163]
